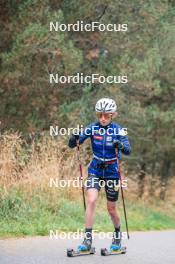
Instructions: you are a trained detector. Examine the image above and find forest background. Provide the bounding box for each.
[0,0,175,236]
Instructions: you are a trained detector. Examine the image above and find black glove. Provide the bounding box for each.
[72,133,79,140]
[68,133,79,148]
[113,139,124,150]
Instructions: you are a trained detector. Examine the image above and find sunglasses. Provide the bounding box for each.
[96,112,112,119]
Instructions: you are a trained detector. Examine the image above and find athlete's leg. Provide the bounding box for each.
[85,188,99,228]
[107,200,120,227]
[78,174,100,250]
[105,179,121,248]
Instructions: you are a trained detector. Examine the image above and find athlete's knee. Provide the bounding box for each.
[88,197,97,207]
[87,192,97,207]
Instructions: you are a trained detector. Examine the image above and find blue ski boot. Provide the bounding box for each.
[78,237,92,252]
[110,229,121,251]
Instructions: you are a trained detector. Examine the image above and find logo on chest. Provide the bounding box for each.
[93,135,103,140]
[106,136,112,142]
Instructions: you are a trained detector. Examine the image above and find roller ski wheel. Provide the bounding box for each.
[67,247,95,257]
[101,246,126,256]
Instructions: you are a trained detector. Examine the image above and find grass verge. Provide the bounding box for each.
[0,188,175,237]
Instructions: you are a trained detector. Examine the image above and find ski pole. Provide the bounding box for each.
[76,140,86,211]
[116,148,130,239]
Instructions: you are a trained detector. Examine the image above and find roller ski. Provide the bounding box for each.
[67,238,95,257]
[101,230,126,256]
[101,246,126,256]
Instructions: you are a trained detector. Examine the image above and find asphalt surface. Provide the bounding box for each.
[0,231,175,264]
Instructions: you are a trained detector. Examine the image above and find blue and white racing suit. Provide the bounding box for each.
[69,121,131,179]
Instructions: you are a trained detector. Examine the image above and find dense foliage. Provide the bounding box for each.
[0,0,175,196]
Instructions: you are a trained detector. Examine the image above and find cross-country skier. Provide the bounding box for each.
[68,98,131,253]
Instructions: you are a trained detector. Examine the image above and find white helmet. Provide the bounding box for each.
[95,98,117,113]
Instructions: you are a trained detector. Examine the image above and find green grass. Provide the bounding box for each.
[0,189,175,237]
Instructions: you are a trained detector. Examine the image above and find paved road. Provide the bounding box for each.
[0,231,175,264]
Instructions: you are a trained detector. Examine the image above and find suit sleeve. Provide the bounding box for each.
[79,124,92,144]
